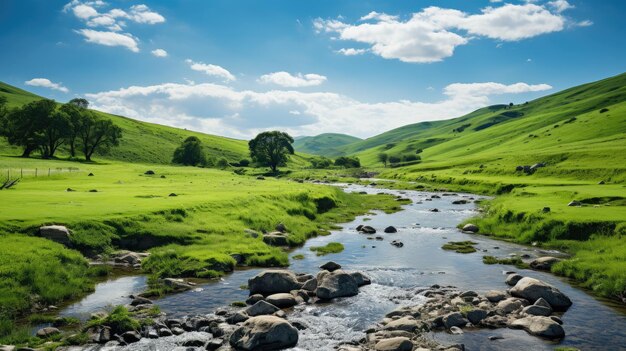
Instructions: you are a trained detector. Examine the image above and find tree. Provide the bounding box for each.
[334,156,361,168]
[248,131,294,173]
[310,157,332,169]
[172,136,206,166]
[216,158,230,169]
[1,99,57,157]
[68,98,89,109]
[378,153,388,167]
[40,109,71,158]
[61,103,86,157]
[78,113,122,161]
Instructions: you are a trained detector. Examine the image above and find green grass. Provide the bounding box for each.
[482,255,528,268]
[86,305,139,334]
[293,133,362,157]
[441,241,478,254]
[309,242,345,256]
[292,254,305,260]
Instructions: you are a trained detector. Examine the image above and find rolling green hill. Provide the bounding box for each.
[0,81,250,164]
[293,133,361,157]
[347,72,626,174]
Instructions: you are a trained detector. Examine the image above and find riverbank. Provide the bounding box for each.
[290,167,625,303]
[0,158,405,346]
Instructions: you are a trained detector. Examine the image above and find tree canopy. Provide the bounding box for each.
[0,99,122,161]
[172,136,207,166]
[248,131,294,172]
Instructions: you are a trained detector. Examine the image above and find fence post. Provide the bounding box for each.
[48,168,51,177]
[35,168,37,177]
[21,168,23,178]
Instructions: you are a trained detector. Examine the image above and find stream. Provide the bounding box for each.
[59,183,626,350]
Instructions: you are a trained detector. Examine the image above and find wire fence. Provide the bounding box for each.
[1,167,81,179]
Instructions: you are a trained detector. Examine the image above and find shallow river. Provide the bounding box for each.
[60,183,626,350]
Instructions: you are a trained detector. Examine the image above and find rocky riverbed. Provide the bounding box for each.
[40,261,575,351]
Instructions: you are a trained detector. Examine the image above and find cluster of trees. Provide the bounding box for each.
[0,97,122,161]
[378,152,421,167]
[334,156,361,168]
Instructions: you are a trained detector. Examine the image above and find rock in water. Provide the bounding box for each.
[248,270,302,295]
[384,226,397,233]
[360,225,376,234]
[349,272,371,287]
[319,261,341,272]
[229,316,298,350]
[246,300,280,317]
[38,225,71,246]
[510,316,565,339]
[510,277,572,311]
[530,256,561,271]
[265,293,297,308]
[505,273,524,286]
[315,270,359,300]
[374,337,413,351]
[462,223,479,233]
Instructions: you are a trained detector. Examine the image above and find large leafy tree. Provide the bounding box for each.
[172,136,206,166]
[78,113,123,161]
[1,99,57,157]
[248,131,294,173]
[61,101,88,157]
[378,153,388,168]
[40,109,71,158]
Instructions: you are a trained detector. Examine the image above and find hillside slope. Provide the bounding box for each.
[349,72,626,174]
[0,81,249,164]
[293,133,361,157]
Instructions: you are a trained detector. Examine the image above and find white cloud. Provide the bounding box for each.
[548,0,574,13]
[25,78,69,93]
[573,20,593,27]
[336,48,367,56]
[315,2,580,63]
[258,72,327,87]
[64,1,165,49]
[128,4,165,24]
[76,29,139,52]
[185,59,236,82]
[151,48,168,57]
[85,80,551,139]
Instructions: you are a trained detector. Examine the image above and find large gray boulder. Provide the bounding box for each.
[248,270,302,295]
[521,305,552,316]
[350,271,372,287]
[374,337,413,351]
[39,225,71,246]
[510,316,565,339]
[530,257,561,271]
[485,290,507,303]
[246,300,280,317]
[265,293,297,308]
[229,316,298,350]
[497,298,524,314]
[315,270,359,300]
[510,277,572,311]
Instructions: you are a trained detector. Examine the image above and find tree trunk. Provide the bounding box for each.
[69,139,75,157]
[21,146,34,158]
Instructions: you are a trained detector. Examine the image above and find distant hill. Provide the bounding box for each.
[0,82,247,164]
[344,72,626,174]
[293,133,362,157]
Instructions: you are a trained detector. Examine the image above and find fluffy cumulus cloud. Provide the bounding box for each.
[76,29,139,52]
[85,80,551,139]
[185,60,236,82]
[25,78,69,93]
[315,1,587,63]
[151,48,168,57]
[258,72,327,88]
[63,1,165,51]
[336,48,367,56]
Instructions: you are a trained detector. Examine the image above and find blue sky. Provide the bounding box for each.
[0,0,624,138]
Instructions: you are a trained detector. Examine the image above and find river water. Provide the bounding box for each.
[59,183,626,350]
